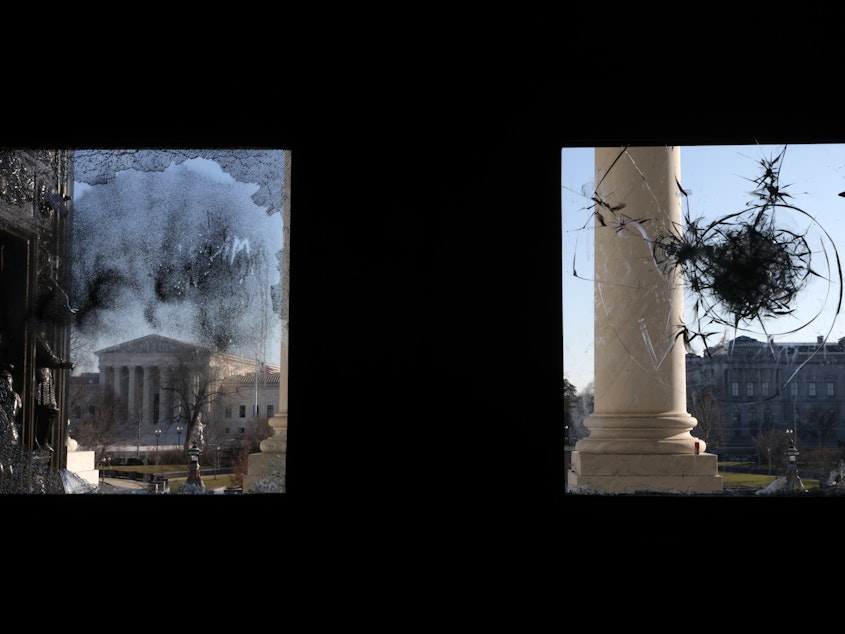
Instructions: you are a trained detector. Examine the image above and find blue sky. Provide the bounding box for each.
[562,144,845,392]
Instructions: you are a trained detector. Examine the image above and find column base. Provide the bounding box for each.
[244,414,286,493]
[576,413,706,454]
[567,451,723,494]
[243,451,285,493]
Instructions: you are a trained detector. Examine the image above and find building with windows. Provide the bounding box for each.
[212,368,281,434]
[69,334,280,445]
[686,334,845,457]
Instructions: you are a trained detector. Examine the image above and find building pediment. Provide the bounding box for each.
[95,334,207,357]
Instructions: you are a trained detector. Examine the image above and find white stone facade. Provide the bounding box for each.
[93,334,270,428]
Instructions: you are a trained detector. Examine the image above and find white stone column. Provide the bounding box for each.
[127,365,137,424]
[142,365,153,426]
[113,366,121,402]
[568,146,722,494]
[160,365,171,425]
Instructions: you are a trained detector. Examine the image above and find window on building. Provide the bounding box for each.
[761,381,769,397]
[749,409,756,422]
[731,381,740,397]
[225,406,232,419]
[746,381,754,398]
[764,408,772,424]
[239,427,245,434]
[239,405,246,418]
[733,409,741,423]
[809,382,817,397]
[827,381,835,397]
[267,405,274,418]
[791,382,798,397]
[734,429,742,438]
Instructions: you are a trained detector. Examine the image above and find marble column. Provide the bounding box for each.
[113,366,121,402]
[127,365,137,424]
[142,365,153,426]
[160,366,171,426]
[568,146,722,494]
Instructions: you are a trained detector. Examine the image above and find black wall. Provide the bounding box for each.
[17,37,845,567]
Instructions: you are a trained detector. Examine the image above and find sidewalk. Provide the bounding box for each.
[98,477,152,494]
[97,476,229,494]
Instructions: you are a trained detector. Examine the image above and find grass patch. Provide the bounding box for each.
[719,470,819,489]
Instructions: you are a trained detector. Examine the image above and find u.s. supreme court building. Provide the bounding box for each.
[68,334,280,441]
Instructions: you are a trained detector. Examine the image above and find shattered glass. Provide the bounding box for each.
[563,144,845,449]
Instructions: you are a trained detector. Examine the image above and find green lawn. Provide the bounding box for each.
[120,463,823,493]
[719,468,819,490]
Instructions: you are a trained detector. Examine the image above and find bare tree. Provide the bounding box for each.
[74,385,124,465]
[751,429,790,474]
[687,381,726,451]
[244,414,274,452]
[567,381,593,444]
[159,349,234,453]
[563,377,577,446]
[804,406,839,450]
[68,376,95,423]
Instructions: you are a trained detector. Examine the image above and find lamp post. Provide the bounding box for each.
[176,424,183,450]
[184,440,204,491]
[785,428,803,490]
[215,445,220,480]
[155,428,161,473]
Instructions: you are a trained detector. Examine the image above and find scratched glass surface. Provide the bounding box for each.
[70,150,287,375]
[0,150,288,493]
[562,144,845,443]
